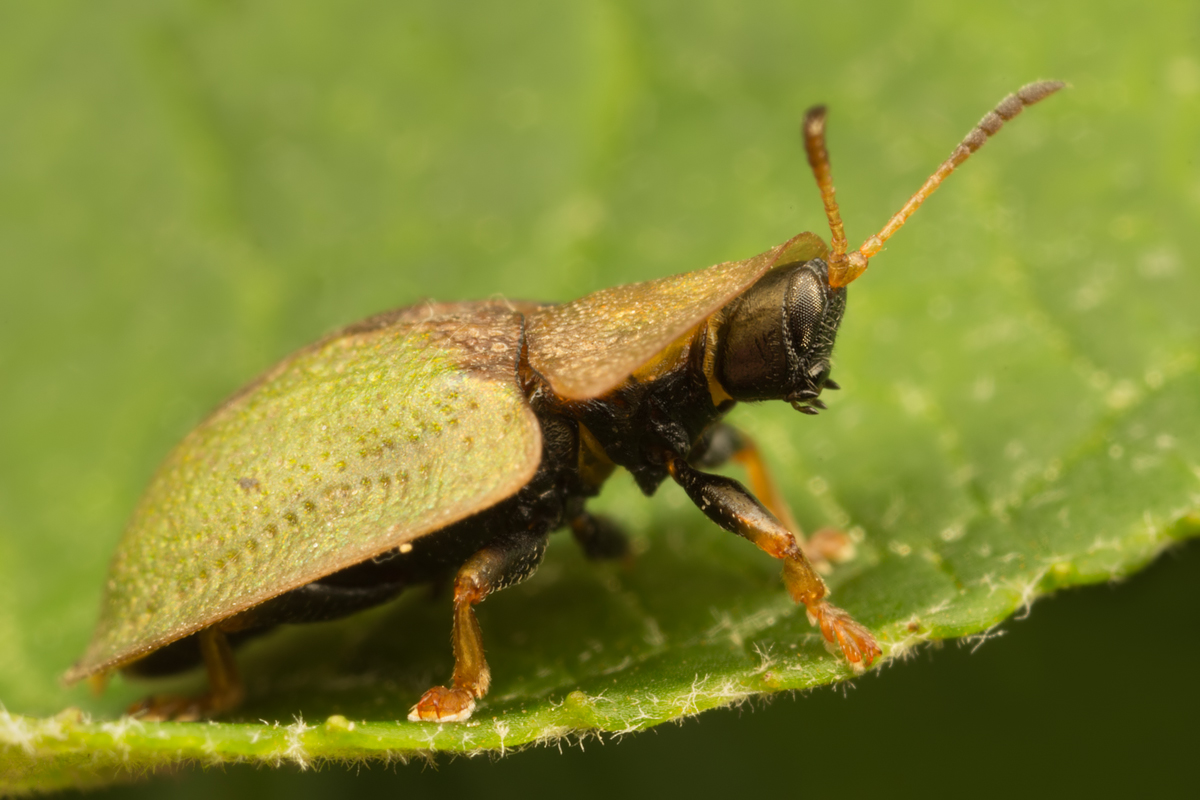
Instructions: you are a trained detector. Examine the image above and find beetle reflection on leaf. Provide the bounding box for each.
[66,81,1064,723]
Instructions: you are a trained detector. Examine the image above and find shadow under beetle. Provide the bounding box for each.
[66,81,1064,723]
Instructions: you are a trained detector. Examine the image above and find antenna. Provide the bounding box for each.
[802,80,1066,289]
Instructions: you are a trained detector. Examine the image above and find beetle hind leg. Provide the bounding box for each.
[409,530,548,723]
[126,628,245,721]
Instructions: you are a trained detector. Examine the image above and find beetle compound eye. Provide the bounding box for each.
[786,270,825,352]
[783,264,845,394]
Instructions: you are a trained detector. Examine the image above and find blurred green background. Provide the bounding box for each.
[2,0,1197,795]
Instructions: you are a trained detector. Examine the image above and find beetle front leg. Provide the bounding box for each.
[691,425,796,532]
[665,452,880,667]
[126,627,245,721]
[409,530,548,723]
[692,424,853,571]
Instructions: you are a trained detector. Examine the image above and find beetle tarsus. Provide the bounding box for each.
[126,628,244,721]
[805,600,881,668]
[409,686,477,723]
[127,693,211,723]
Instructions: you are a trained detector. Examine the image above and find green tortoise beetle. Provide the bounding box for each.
[66,81,1064,723]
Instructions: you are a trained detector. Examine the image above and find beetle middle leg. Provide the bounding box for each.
[665,451,880,667]
[691,424,854,570]
[568,502,631,562]
[408,529,548,723]
[126,627,245,721]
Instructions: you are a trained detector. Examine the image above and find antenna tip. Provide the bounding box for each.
[802,105,827,137]
[1017,80,1068,104]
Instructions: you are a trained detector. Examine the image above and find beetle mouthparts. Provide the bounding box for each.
[788,390,827,415]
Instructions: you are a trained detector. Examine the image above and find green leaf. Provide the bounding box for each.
[2,1,1197,793]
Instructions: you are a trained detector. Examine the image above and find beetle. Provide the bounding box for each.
[65,81,1063,723]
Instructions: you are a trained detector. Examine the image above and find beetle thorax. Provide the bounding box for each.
[711,259,846,411]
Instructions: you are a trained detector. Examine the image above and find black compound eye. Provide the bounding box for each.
[787,272,826,351]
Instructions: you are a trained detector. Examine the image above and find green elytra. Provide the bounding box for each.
[68,82,1064,722]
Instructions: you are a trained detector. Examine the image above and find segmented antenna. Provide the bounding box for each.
[802,80,1066,288]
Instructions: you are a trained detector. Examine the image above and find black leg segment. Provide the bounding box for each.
[569,510,631,561]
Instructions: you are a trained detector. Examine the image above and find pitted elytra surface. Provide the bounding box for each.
[71,306,541,679]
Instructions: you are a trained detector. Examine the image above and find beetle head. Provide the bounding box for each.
[713,259,845,413]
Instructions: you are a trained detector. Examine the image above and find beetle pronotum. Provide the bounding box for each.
[67,81,1063,723]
